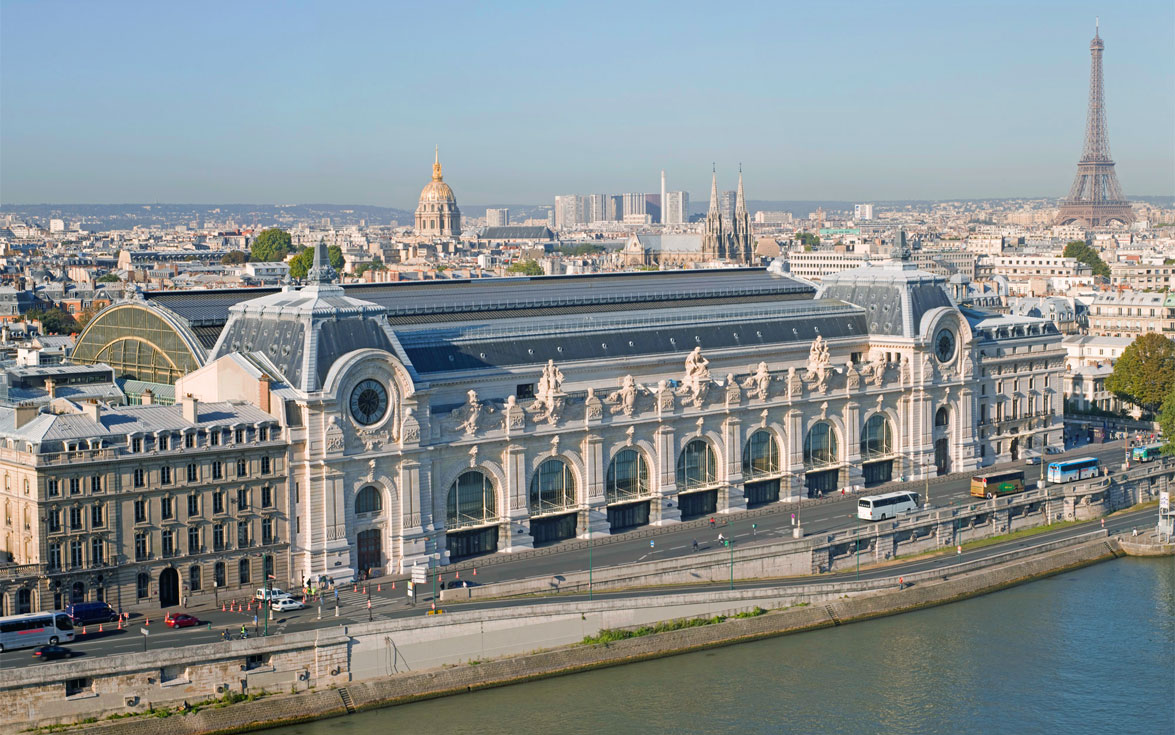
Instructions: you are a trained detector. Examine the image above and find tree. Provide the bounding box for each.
[74,304,102,330]
[1160,386,1175,454]
[250,228,293,262]
[26,307,78,335]
[288,245,344,280]
[1106,333,1175,414]
[221,250,249,265]
[96,273,121,283]
[506,259,543,276]
[1062,240,1111,278]
[796,231,820,248]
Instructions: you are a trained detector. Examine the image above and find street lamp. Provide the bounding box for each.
[726,538,734,591]
[587,526,593,601]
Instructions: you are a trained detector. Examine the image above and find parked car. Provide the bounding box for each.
[270,597,305,612]
[1026,457,1041,465]
[64,601,119,625]
[32,645,74,661]
[254,588,290,602]
[1045,446,1063,455]
[166,614,200,628]
[445,580,481,590]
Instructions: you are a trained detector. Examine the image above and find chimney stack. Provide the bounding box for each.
[181,394,198,423]
[141,388,154,406]
[82,400,101,423]
[44,378,56,399]
[14,404,38,428]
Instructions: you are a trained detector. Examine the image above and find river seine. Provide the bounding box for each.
[270,558,1173,735]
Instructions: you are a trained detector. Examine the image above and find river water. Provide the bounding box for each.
[270,558,1173,735]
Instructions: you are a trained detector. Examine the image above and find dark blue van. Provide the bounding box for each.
[65,601,118,625]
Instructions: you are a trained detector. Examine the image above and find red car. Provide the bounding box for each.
[166,614,200,628]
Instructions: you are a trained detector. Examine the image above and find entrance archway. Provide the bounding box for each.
[159,567,180,607]
[1009,437,1020,462]
[356,529,382,577]
[935,438,950,475]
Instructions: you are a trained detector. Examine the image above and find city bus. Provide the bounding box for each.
[1046,457,1101,484]
[969,470,1026,498]
[1131,443,1165,463]
[0,612,75,653]
[857,491,920,521]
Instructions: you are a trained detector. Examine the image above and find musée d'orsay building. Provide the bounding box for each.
[47,244,1067,594]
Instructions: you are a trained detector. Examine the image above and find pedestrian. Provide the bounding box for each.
[253,613,258,633]
[240,624,247,639]
[692,539,699,553]
[717,533,725,544]
[709,517,715,528]
[898,576,904,591]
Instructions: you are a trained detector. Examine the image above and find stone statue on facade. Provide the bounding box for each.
[502,395,525,433]
[899,355,912,385]
[804,336,832,394]
[606,375,641,416]
[448,389,483,435]
[678,346,712,407]
[860,351,887,388]
[741,361,773,401]
[724,373,741,406]
[532,360,566,425]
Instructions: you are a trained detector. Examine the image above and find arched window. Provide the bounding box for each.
[606,449,649,504]
[860,414,894,458]
[803,422,839,467]
[935,406,950,428]
[136,573,149,599]
[189,564,202,592]
[447,471,497,529]
[529,459,576,516]
[71,581,85,604]
[16,588,31,614]
[676,439,718,491]
[742,430,780,479]
[239,559,251,585]
[355,486,382,515]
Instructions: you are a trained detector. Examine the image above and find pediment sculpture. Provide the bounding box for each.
[605,375,643,417]
[532,359,566,424]
[804,336,832,394]
[677,346,712,407]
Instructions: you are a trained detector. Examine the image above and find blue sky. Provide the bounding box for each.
[1,0,1172,206]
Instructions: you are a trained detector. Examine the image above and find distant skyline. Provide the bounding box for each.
[1,1,1172,206]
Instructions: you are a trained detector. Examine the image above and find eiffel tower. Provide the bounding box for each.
[1055,22,1134,227]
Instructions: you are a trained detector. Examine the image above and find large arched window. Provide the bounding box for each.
[742,430,780,479]
[447,470,497,530]
[935,406,950,428]
[676,439,718,491]
[355,486,382,515]
[803,422,839,467]
[606,449,650,504]
[860,414,894,458]
[529,459,576,516]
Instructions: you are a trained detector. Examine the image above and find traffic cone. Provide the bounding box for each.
[391,581,395,590]
[82,625,87,635]
[145,617,150,626]
[377,584,381,593]
[363,586,367,595]
[455,570,460,579]
[431,601,436,610]
[353,584,357,593]
[221,602,226,612]
[117,617,123,630]
[99,623,104,633]
[473,568,477,576]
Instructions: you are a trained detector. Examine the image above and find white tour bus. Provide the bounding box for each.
[0,611,76,652]
[858,491,921,521]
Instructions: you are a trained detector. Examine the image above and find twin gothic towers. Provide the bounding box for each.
[702,166,754,263]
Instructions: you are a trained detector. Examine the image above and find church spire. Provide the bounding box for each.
[735,163,747,214]
[708,164,719,213]
[432,145,443,181]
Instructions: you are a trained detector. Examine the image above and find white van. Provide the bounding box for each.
[255,588,290,602]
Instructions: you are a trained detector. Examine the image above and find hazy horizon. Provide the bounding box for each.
[2,0,1172,207]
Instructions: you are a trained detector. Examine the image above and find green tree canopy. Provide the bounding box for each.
[1106,333,1175,414]
[27,307,79,335]
[288,245,344,280]
[1160,386,1175,454]
[557,243,606,256]
[96,273,121,283]
[250,228,293,262]
[796,231,820,248]
[1062,240,1111,278]
[221,250,249,265]
[506,259,543,276]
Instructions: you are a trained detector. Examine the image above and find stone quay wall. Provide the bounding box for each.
[79,536,1122,735]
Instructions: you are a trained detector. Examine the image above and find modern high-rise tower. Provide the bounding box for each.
[1055,23,1134,227]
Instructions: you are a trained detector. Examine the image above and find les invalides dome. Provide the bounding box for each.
[414,147,461,239]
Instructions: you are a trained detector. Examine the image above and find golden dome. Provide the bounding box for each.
[418,146,457,204]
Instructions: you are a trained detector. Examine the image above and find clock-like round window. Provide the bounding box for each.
[934,328,956,363]
[349,379,389,426]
